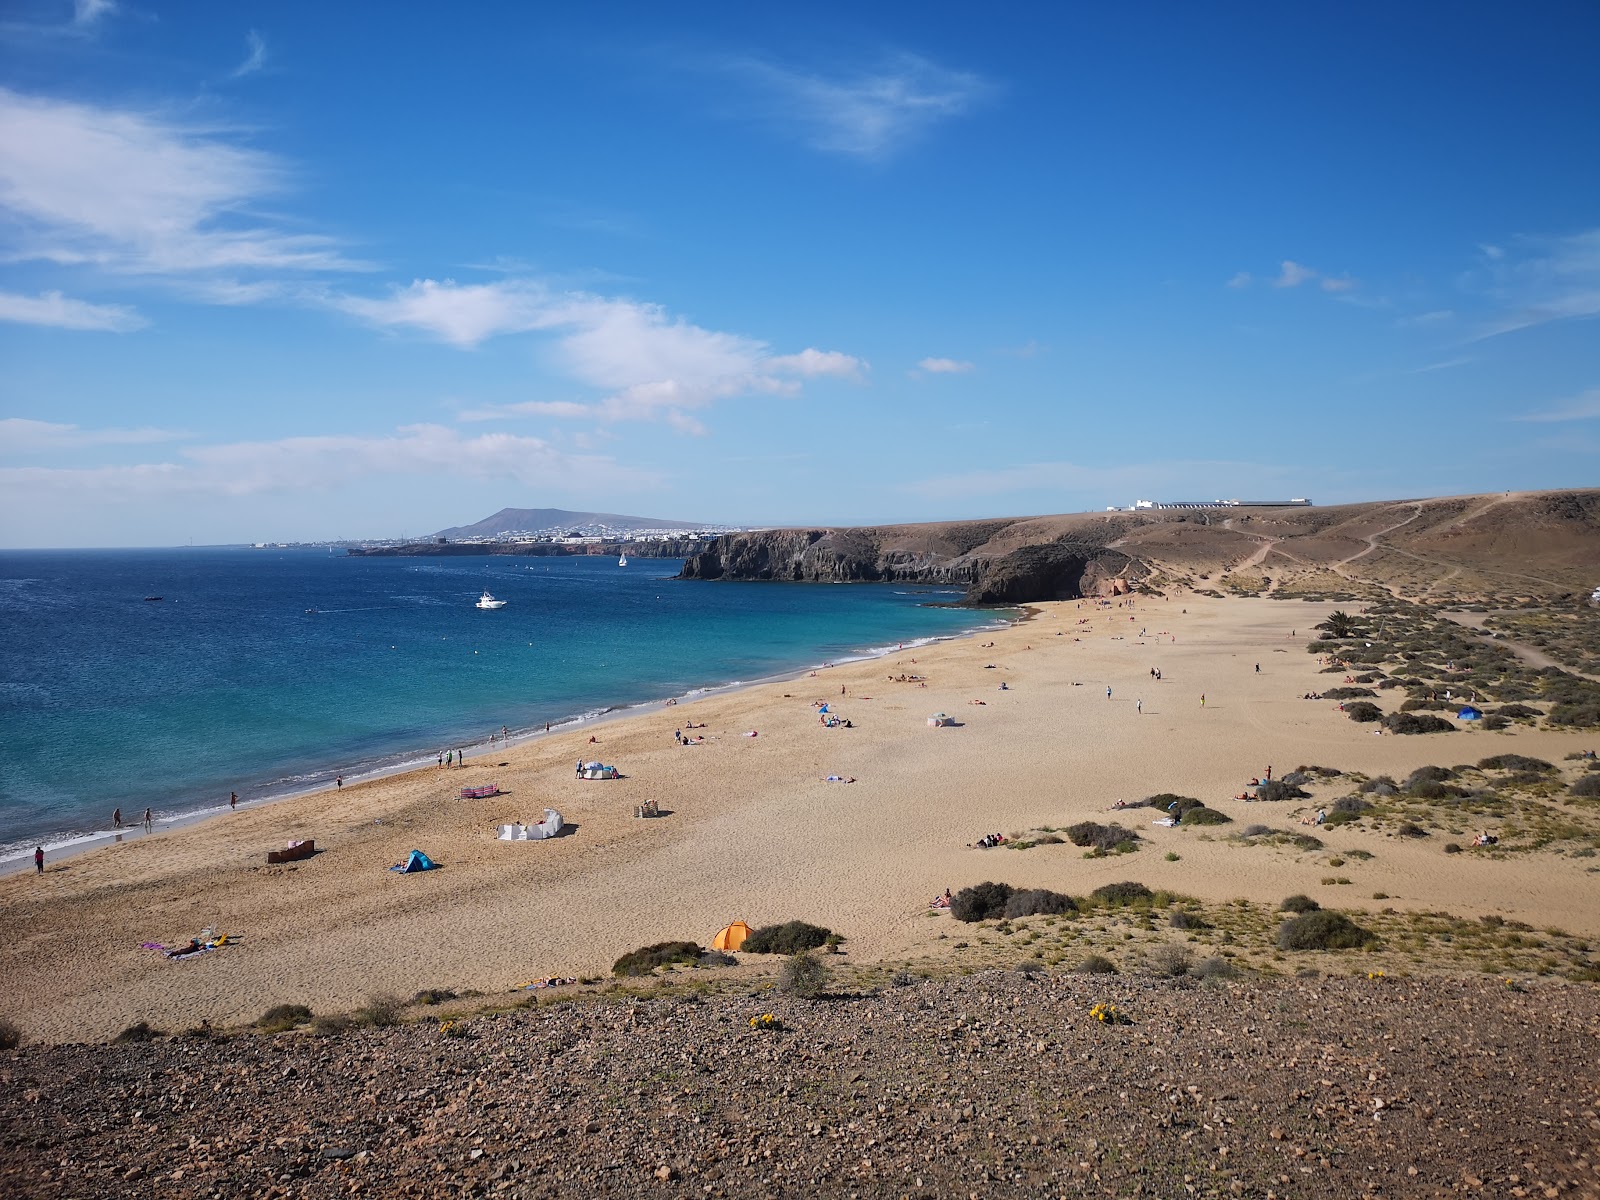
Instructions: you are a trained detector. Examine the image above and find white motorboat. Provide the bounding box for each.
[476,590,507,610]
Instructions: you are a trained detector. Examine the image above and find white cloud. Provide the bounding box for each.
[914,356,973,375]
[1515,386,1600,422]
[0,87,361,276]
[1396,309,1455,327]
[0,288,146,331]
[337,278,864,431]
[1409,357,1472,374]
[726,53,989,159]
[1226,271,1252,289]
[0,423,649,497]
[1319,275,1356,293]
[1469,228,1600,340]
[0,417,182,452]
[1273,260,1318,288]
[72,0,115,27]
[231,30,268,79]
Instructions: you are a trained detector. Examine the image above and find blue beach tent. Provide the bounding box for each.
[1457,706,1483,721]
[390,849,437,873]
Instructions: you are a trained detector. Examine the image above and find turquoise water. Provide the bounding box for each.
[0,548,1000,857]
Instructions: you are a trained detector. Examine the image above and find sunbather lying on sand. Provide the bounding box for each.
[823,775,856,783]
[929,889,953,909]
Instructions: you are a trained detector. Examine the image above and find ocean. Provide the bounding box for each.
[0,548,1001,859]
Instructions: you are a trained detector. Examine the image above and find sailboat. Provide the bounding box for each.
[618,551,628,567]
[476,590,507,610]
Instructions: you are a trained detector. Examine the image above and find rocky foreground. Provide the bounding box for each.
[4,972,1599,1199]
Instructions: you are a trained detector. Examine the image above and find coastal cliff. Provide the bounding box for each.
[677,489,1600,604]
[346,538,710,559]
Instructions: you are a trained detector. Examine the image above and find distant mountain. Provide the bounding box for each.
[434,508,722,540]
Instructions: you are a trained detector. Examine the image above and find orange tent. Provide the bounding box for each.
[712,920,752,951]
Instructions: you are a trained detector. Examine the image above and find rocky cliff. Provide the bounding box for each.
[346,538,710,559]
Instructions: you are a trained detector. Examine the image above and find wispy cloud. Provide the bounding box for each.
[0,87,362,276]
[1273,260,1318,288]
[721,52,989,159]
[337,278,863,432]
[1408,357,1472,374]
[1515,386,1600,423]
[912,356,973,376]
[1226,271,1252,289]
[0,423,650,496]
[0,417,182,453]
[1468,229,1600,341]
[0,288,146,331]
[231,30,268,79]
[1396,309,1455,327]
[72,0,116,28]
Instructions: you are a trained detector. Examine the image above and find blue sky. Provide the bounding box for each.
[1,1,1596,547]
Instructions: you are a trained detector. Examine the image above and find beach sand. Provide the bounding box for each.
[4,592,1596,1043]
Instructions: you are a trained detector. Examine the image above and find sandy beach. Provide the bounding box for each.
[4,591,1597,1043]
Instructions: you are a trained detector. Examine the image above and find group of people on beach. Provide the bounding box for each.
[970,832,1008,849]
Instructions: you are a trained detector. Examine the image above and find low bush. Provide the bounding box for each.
[1332,795,1369,816]
[1280,894,1320,913]
[1322,687,1376,700]
[1550,702,1600,728]
[1178,806,1231,826]
[1239,823,1273,838]
[778,951,829,999]
[1169,909,1211,930]
[113,1021,161,1044]
[1444,842,1463,853]
[355,994,404,1028]
[1076,954,1117,974]
[1277,910,1376,951]
[612,941,703,976]
[1145,793,1203,817]
[1406,765,1454,786]
[1345,702,1384,723]
[1570,775,1600,799]
[1360,775,1397,795]
[1494,703,1541,719]
[311,1014,354,1037]
[951,881,1014,923]
[743,921,836,955]
[1191,956,1240,980]
[1064,822,1141,853]
[1255,779,1310,802]
[698,950,737,967]
[1396,821,1429,838]
[1477,754,1554,774]
[1292,833,1325,851]
[1400,697,1451,711]
[1384,712,1455,735]
[0,1019,20,1050]
[1003,888,1077,918]
[1091,881,1154,907]
[257,1004,313,1033]
[1144,943,1193,977]
[410,989,457,1006]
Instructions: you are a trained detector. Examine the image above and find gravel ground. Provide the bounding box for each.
[3,971,1598,1199]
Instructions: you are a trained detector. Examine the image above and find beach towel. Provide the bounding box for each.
[1152,817,1177,827]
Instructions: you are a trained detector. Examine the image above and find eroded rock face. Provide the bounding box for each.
[679,528,1136,604]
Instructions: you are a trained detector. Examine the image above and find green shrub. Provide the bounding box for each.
[1003,888,1077,918]
[1443,842,1463,854]
[1385,712,1455,735]
[355,994,404,1028]
[1191,956,1240,980]
[951,881,1014,922]
[1570,775,1600,798]
[410,989,458,1006]
[1396,821,1429,838]
[1280,894,1320,913]
[778,951,829,999]
[1293,833,1325,851]
[612,941,703,976]
[1322,687,1376,700]
[1277,910,1376,951]
[1550,702,1600,727]
[1145,793,1203,816]
[256,1004,313,1033]
[1477,755,1554,773]
[0,1019,20,1050]
[1345,702,1383,723]
[1178,806,1231,826]
[1091,881,1154,907]
[1075,954,1117,974]
[1145,944,1193,977]
[311,1014,353,1037]
[1065,822,1141,852]
[743,921,836,955]
[113,1021,161,1044]
[1493,704,1541,720]
[1169,909,1211,930]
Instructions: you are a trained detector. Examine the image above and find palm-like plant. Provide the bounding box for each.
[1318,610,1357,638]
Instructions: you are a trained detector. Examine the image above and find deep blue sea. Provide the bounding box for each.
[0,548,998,859]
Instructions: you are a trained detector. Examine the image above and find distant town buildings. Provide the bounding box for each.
[1105,499,1313,512]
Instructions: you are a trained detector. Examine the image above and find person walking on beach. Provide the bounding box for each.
[1200,693,1206,708]
[112,807,122,829]
[1106,685,1113,700]
[1255,663,1260,673]
[1136,698,1143,715]
[34,845,44,874]
[336,775,343,788]
[230,791,238,811]
[142,807,152,831]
